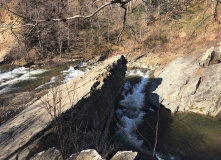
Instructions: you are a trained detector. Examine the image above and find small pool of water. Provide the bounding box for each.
[139,109,221,160]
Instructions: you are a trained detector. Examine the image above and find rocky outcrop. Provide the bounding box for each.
[149,46,221,116]
[110,151,138,160]
[69,149,104,160]
[0,55,127,160]
[68,150,137,160]
[126,53,160,70]
[30,148,61,160]
[31,149,137,160]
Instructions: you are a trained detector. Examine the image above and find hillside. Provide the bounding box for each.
[0,0,221,66]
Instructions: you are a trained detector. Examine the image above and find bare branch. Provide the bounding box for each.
[2,0,132,44]
[214,0,221,23]
[49,1,113,22]
[3,4,33,21]
[117,4,127,43]
[4,1,131,23]
[153,105,160,158]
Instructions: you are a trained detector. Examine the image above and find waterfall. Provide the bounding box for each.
[116,69,150,147]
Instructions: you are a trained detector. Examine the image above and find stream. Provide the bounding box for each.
[116,69,221,160]
[0,62,89,124]
[0,62,88,95]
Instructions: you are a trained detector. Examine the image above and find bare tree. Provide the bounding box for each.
[0,0,136,62]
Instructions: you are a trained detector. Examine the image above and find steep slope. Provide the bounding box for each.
[1,0,221,66]
[0,8,18,62]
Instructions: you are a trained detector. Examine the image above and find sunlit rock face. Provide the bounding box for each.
[149,46,221,116]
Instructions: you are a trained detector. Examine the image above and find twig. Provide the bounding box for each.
[152,104,160,158]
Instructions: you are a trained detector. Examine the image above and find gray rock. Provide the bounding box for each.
[110,151,137,160]
[149,46,221,116]
[163,101,179,113]
[30,148,61,160]
[212,47,221,65]
[68,149,104,160]
[199,47,214,67]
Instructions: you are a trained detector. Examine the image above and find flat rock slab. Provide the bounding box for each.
[0,55,124,160]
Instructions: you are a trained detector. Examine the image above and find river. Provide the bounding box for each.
[0,62,88,95]
[0,62,89,125]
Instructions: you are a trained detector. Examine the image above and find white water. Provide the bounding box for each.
[35,76,56,90]
[0,67,28,83]
[36,64,86,90]
[117,69,174,160]
[78,61,87,68]
[116,69,150,147]
[62,66,84,83]
[0,67,48,95]
[0,62,87,94]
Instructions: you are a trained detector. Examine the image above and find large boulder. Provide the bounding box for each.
[149,46,221,116]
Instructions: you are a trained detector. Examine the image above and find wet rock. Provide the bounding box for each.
[24,61,34,67]
[110,151,137,160]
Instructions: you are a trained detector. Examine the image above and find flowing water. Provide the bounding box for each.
[116,69,221,160]
[0,62,88,95]
[116,69,153,157]
[0,61,89,125]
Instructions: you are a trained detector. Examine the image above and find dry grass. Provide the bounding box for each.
[109,0,221,67]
